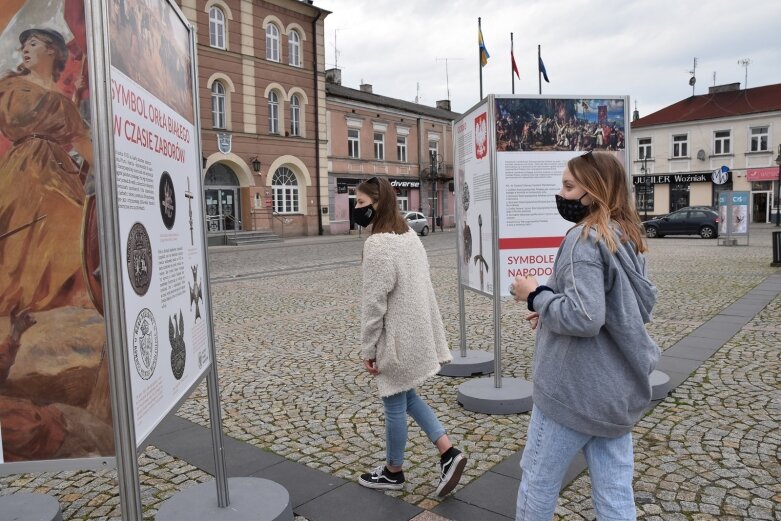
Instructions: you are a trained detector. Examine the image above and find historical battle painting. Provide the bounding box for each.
[0,0,113,463]
[108,0,194,122]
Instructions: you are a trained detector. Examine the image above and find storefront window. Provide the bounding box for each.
[396,188,409,211]
[670,182,690,211]
[712,180,733,208]
[635,182,654,212]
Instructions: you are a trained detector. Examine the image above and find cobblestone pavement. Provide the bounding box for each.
[1,226,780,519]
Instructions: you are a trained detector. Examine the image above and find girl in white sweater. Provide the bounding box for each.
[355,176,466,497]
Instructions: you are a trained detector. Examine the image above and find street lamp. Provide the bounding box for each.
[775,144,781,227]
[640,155,650,221]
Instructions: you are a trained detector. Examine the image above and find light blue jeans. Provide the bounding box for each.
[383,389,446,467]
[516,406,637,521]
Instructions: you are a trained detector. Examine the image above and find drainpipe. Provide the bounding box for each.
[312,10,324,235]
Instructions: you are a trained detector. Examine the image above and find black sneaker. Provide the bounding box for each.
[358,465,405,490]
[436,448,467,496]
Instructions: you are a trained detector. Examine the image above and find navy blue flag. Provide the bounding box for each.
[538,56,550,83]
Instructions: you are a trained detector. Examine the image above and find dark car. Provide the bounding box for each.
[643,209,720,239]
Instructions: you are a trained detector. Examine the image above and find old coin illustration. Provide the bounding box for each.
[126,222,152,296]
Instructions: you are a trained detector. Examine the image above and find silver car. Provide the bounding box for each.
[403,211,429,236]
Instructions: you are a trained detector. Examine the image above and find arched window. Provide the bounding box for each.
[211,81,226,128]
[272,167,299,213]
[266,24,280,62]
[209,7,225,49]
[290,94,300,136]
[288,30,301,67]
[268,91,279,134]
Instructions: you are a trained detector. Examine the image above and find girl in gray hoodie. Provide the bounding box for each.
[512,151,660,520]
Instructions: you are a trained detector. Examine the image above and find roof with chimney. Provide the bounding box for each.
[632,82,781,129]
[325,83,461,121]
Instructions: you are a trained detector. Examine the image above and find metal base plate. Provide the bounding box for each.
[0,493,62,521]
[438,349,494,377]
[457,377,534,414]
[156,477,292,521]
[650,370,672,400]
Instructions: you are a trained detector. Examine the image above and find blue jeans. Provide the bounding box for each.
[516,407,636,521]
[383,389,446,468]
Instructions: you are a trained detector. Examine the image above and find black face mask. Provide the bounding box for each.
[353,205,375,227]
[555,194,590,223]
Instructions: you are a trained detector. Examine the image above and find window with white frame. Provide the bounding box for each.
[714,130,731,155]
[208,7,225,49]
[397,189,409,211]
[290,95,300,136]
[428,140,438,162]
[396,136,407,162]
[211,81,226,128]
[638,137,652,160]
[266,24,280,61]
[272,167,299,213]
[374,132,385,160]
[672,134,688,158]
[288,30,301,67]
[268,91,279,134]
[750,126,769,152]
[348,129,359,158]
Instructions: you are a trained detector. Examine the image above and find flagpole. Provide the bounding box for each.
[478,17,483,100]
[538,44,542,95]
[511,33,515,94]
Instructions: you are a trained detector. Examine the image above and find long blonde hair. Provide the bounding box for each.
[567,151,647,254]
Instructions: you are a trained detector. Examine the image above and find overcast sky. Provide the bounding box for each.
[318,0,781,118]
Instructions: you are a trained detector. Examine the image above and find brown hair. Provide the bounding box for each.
[356,177,408,235]
[567,151,647,254]
[11,29,69,82]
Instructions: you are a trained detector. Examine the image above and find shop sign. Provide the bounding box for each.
[633,172,719,185]
[390,179,421,189]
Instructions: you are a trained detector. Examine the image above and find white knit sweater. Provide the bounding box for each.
[361,229,452,397]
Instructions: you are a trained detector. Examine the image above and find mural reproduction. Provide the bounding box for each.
[0,0,113,463]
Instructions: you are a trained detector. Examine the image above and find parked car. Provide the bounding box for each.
[643,209,720,239]
[403,211,429,236]
[678,205,716,212]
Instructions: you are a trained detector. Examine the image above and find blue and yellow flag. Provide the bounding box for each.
[479,28,490,67]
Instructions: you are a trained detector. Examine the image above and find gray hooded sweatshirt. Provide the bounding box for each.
[531,224,660,438]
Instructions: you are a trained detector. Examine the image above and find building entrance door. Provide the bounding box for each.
[205,163,241,232]
[204,188,239,231]
[752,191,770,223]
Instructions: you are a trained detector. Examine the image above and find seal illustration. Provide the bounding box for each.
[133,308,158,380]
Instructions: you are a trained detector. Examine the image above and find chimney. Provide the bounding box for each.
[359,83,373,93]
[325,68,341,85]
[436,99,451,111]
[708,82,740,94]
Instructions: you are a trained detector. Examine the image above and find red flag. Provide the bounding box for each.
[511,50,520,79]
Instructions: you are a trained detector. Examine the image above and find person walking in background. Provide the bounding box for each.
[355,176,467,497]
[511,151,660,520]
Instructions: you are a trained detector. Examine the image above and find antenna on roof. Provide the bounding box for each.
[415,82,420,104]
[713,71,716,86]
[688,57,697,96]
[435,57,463,100]
[738,59,751,89]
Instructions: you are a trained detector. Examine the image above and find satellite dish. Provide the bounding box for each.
[697,149,706,161]
[689,76,696,86]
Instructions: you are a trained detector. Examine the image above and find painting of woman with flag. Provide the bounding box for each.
[0,0,113,464]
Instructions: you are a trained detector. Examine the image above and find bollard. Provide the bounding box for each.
[772,231,781,267]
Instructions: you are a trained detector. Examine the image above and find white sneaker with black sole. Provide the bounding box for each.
[358,465,405,490]
[436,448,467,496]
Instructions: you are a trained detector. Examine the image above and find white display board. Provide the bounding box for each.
[455,102,495,296]
[107,0,212,447]
[493,95,630,296]
[718,191,750,237]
